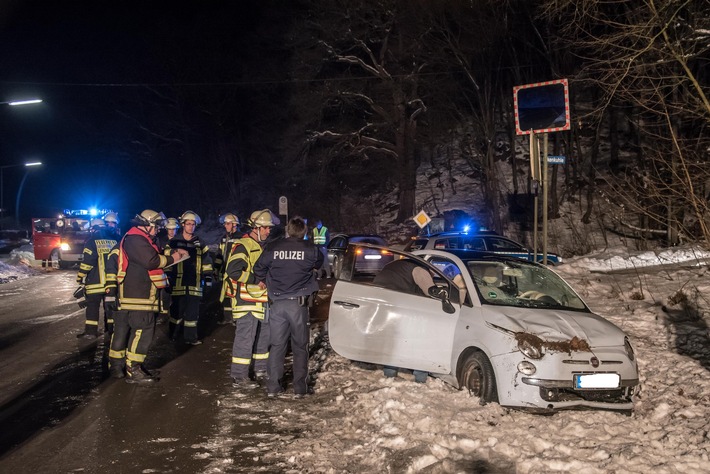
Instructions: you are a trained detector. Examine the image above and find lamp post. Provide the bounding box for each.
[1,162,42,229]
[0,98,43,229]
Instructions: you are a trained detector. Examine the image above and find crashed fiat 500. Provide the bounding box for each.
[328,246,640,413]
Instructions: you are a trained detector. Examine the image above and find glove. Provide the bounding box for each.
[105,286,116,297]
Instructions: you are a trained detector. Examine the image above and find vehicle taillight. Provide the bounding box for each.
[355,248,363,255]
[381,250,391,255]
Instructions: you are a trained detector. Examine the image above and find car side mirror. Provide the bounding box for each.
[428,285,456,314]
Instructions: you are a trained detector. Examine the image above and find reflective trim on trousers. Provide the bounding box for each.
[232,356,251,365]
[253,352,269,360]
[109,348,126,359]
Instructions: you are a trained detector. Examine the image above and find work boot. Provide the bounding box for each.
[109,365,125,379]
[232,377,258,389]
[125,364,159,384]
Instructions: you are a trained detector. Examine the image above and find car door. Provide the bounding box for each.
[483,236,533,261]
[329,266,459,374]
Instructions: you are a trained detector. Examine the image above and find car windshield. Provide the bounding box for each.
[466,259,587,311]
[351,236,386,246]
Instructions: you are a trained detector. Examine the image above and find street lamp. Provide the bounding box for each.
[1,161,42,228]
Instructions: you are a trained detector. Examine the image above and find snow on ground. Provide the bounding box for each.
[0,245,41,283]
[2,245,710,473]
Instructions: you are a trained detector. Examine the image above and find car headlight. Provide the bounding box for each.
[624,337,635,362]
[517,360,537,375]
[60,242,71,251]
[517,334,545,360]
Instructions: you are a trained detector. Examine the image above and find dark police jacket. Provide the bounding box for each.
[253,237,323,301]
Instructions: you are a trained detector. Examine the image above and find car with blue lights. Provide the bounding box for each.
[328,245,639,413]
[404,230,562,265]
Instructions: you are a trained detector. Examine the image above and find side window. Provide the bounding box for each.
[331,237,346,249]
[488,237,524,251]
[434,237,459,249]
[463,237,485,250]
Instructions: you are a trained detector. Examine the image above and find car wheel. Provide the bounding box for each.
[459,351,498,405]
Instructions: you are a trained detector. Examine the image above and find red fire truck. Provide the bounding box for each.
[32,209,114,269]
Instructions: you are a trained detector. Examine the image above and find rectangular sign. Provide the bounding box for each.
[547,155,566,164]
[513,79,571,135]
[574,373,620,389]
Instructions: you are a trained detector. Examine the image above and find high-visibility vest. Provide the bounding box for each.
[312,226,327,245]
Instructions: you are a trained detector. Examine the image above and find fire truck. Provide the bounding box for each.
[32,209,115,269]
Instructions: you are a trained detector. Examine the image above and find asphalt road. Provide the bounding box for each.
[0,269,333,472]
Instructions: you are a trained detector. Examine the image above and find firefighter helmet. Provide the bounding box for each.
[164,217,180,230]
[90,218,105,228]
[133,209,167,227]
[103,212,120,225]
[248,209,279,228]
[219,213,239,225]
[179,210,201,226]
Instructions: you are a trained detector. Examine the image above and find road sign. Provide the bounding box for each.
[278,196,288,215]
[413,210,431,229]
[513,79,570,135]
[547,155,566,164]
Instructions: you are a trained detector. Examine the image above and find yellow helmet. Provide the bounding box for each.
[165,217,180,230]
[134,209,167,227]
[248,209,279,228]
[179,210,201,226]
[219,213,239,225]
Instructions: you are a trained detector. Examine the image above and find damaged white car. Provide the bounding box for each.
[328,246,640,413]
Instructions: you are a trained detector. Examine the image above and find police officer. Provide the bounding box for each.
[115,209,187,383]
[224,208,279,387]
[76,218,119,338]
[312,219,331,279]
[215,213,240,325]
[165,211,212,345]
[254,216,323,398]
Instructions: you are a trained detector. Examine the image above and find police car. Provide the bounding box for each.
[404,231,562,265]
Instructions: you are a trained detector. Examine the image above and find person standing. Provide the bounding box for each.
[76,218,119,338]
[115,209,187,384]
[224,209,279,387]
[311,219,331,279]
[165,211,212,345]
[215,213,240,325]
[254,216,322,398]
[103,212,121,236]
[155,217,179,250]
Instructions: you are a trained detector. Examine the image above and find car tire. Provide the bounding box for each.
[459,351,498,405]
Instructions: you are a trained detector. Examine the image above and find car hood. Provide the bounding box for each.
[486,307,626,348]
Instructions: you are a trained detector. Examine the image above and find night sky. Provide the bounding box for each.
[0,1,268,225]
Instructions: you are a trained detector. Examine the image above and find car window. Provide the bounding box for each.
[467,260,587,311]
[407,239,428,251]
[351,236,386,246]
[330,236,347,249]
[434,237,460,249]
[486,237,525,251]
[429,257,469,306]
[462,237,485,250]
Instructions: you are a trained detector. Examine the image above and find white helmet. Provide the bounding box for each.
[219,213,239,225]
[134,209,167,227]
[164,217,180,230]
[103,212,120,225]
[179,210,201,226]
[248,209,279,228]
[90,218,105,228]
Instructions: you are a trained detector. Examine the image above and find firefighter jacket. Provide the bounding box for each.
[76,228,118,296]
[224,234,268,319]
[214,231,239,277]
[164,234,213,297]
[116,226,175,312]
[253,238,322,301]
[105,243,119,296]
[312,226,329,246]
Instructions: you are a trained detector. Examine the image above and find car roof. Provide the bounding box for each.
[416,231,501,238]
[333,233,386,239]
[413,248,544,266]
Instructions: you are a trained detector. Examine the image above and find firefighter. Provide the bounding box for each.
[76,218,119,338]
[115,209,187,384]
[253,216,323,398]
[224,208,279,387]
[216,212,240,325]
[165,211,213,345]
[312,219,331,279]
[103,211,121,236]
[105,241,126,378]
[156,217,179,250]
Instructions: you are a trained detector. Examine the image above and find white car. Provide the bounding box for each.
[328,246,640,413]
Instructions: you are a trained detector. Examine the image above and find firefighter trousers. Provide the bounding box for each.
[231,311,270,380]
[108,310,129,370]
[109,310,156,367]
[169,294,201,343]
[267,299,310,395]
[84,293,114,334]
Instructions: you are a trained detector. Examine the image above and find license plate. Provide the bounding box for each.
[574,373,620,389]
[364,255,381,260]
